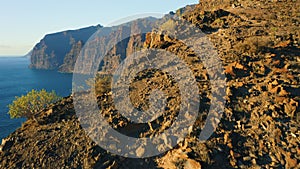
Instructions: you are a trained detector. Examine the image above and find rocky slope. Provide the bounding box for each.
[1,0,299,169]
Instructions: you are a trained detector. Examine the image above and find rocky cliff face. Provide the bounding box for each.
[96,17,157,74]
[29,25,102,71]
[58,40,84,73]
[1,0,299,169]
[29,18,157,73]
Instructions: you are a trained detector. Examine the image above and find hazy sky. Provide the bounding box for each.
[0,0,198,56]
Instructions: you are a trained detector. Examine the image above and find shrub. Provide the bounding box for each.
[8,89,61,119]
[95,75,112,94]
[86,73,112,96]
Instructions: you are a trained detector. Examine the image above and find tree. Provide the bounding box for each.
[8,89,61,119]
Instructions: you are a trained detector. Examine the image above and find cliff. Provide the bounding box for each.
[29,18,157,73]
[1,0,299,168]
[29,25,102,71]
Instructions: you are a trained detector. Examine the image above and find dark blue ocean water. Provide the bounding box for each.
[0,57,73,140]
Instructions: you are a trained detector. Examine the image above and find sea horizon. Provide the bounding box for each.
[0,56,25,57]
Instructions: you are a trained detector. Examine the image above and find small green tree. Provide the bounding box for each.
[8,89,61,119]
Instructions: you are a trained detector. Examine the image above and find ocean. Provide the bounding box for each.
[0,57,73,140]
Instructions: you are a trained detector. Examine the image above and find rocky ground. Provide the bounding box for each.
[0,0,299,168]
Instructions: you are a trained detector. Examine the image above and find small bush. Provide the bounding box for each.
[86,74,112,95]
[95,74,112,94]
[8,89,61,119]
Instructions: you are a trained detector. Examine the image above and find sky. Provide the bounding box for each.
[0,0,199,56]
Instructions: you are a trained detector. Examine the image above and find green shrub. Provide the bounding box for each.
[8,89,61,119]
[86,74,112,95]
[95,75,112,94]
